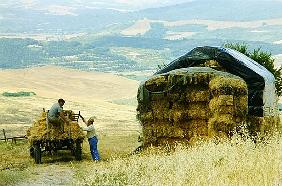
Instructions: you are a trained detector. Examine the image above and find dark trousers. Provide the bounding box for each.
[88,136,100,161]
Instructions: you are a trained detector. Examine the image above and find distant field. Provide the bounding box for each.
[0,33,86,41]
[120,18,282,41]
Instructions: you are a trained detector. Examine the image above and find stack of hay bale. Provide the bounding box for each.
[27,111,85,142]
[208,76,248,139]
[137,67,248,146]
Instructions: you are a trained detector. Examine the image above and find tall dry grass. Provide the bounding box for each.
[73,134,282,186]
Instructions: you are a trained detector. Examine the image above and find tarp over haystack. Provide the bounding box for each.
[155,46,278,117]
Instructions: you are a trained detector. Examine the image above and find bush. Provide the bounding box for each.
[2,91,36,97]
[224,43,282,96]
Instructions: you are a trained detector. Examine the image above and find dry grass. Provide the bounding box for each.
[0,130,140,185]
[72,134,282,186]
[0,141,32,185]
[1,129,282,185]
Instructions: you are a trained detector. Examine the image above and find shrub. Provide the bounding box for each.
[2,91,36,97]
[224,43,282,96]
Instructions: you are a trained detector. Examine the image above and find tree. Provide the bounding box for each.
[224,43,282,97]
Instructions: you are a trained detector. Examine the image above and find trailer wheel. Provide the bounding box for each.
[74,141,82,161]
[34,144,41,164]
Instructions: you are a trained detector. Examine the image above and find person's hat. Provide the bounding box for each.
[88,116,97,122]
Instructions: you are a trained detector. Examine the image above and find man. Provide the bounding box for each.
[47,99,69,131]
[80,115,100,161]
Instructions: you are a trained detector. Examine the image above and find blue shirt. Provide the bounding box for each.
[48,103,63,118]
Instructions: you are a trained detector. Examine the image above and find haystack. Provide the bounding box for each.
[27,111,85,143]
[137,67,249,147]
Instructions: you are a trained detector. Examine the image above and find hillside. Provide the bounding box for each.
[1,0,282,33]
[0,65,138,101]
[0,66,140,136]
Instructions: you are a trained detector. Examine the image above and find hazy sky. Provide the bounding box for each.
[2,0,195,11]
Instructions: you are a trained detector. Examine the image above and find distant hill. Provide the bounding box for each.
[1,0,282,33]
[1,0,282,73]
[139,0,282,21]
[0,65,139,101]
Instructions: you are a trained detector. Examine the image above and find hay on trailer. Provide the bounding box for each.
[27,111,85,143]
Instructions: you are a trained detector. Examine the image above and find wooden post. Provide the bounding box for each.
[13,137,16,144]
[2,129,7,142]
[46,110,49,139]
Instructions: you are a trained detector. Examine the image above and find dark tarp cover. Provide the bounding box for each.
[155,46,278,117]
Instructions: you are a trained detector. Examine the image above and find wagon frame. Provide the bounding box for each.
[28,110,84,164]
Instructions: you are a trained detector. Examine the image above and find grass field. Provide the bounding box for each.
[0,66,282,185]
[1,133,281,186]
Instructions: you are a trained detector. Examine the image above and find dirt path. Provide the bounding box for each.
[17,164,75,186]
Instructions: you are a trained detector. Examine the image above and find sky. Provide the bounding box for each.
[0,0,195,11]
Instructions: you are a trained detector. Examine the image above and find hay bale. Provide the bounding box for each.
[137,111,153,123]
[157,138,189,146]
[234,95,248,117]
[248,116,280,137]
[209,76,248,96]
[137,67,251,146]
[189,120,208,136]
[186,90,210,102]
[169,110,187,122]
[142,122,186,146]
[145,75,167,92]
[208,114,244,137]
[187,103,210,119]
[210,95,234,106]
[209,95,248,117]
[167,69,213,87]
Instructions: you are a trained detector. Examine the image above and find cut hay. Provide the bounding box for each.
[209,76,248,96]
[186,90,210,102]
[27,111,85,143]
[137,67,250,147]
[208,114,244,137]
[209,95,248,117]
[247,116,280,137]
